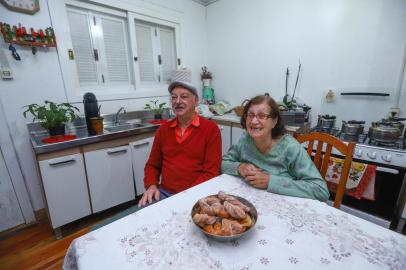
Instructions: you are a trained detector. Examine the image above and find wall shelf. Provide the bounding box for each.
[0,22,56,48]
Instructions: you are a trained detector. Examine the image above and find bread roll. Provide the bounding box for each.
[224,201,246,220]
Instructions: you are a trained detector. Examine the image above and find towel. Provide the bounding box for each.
[325,157,376,201]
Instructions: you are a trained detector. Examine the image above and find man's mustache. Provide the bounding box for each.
[174,105,185,109]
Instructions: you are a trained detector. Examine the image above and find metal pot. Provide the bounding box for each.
[368,123,402,144]
[341,120,365,136]
[317,115,336,129]
[386,117,405,136]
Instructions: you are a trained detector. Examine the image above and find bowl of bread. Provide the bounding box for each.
[191,191,257,242]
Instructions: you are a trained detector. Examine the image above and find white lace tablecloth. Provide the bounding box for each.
[63,174,406,270]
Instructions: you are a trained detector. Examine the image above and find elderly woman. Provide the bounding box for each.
[221,95,329,201]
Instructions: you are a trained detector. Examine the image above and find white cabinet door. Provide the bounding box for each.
[232,126,246,146]
[218,124,231,156]
[39,154,91,228]
[85,145,135,213]
[130,137,153,196]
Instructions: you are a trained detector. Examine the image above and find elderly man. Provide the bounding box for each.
[138,81,222,207]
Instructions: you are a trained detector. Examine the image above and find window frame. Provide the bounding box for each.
[128,12,181,89]
[48,0,183,103]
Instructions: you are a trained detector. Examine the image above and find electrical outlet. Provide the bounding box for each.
[1,68,13,80]
[389,107,400,117]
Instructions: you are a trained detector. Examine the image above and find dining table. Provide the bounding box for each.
[63,174,406,270]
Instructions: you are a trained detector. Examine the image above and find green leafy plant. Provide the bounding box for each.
[23,100,79,130]
[144,100,166,115]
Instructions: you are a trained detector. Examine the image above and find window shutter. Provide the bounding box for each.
[100,17,130,83]
[159,27,176,83]
[135,22,156,82]
[67,9,98,85]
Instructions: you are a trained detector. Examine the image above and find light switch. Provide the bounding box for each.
[1,68,13,79]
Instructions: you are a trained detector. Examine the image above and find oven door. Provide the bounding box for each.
[336,166,405,228]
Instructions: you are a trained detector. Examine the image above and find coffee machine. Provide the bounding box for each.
[83,92,99,135]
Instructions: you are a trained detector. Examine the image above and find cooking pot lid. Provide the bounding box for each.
[388,117,406,122]
[347,120,365,125]
[319,114,336,120]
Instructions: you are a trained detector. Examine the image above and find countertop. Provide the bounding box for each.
[29,112,302,155]
[29,123,159,155]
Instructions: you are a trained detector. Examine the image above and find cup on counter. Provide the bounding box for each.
[90,117,104,135]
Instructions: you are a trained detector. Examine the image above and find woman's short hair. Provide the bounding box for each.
[240,94,286,138]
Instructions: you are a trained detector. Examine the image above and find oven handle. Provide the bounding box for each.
[376,167,399,175]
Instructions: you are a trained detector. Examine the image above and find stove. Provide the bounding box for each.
[310,120,406,229]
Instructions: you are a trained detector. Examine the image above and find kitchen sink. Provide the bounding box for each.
[104,123,144,133]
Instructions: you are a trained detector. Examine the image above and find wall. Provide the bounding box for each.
[0,0,207,210]
[206,0,406,125]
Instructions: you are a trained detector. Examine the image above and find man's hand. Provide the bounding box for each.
[138,185,160,207]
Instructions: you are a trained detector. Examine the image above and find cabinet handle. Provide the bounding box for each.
[107,149,127,155]
[133,142,150,148]
[49,159,76,166]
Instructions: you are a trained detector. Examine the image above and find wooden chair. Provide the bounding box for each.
[294,132,355,208]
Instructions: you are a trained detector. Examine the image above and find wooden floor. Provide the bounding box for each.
[0,201,138,270]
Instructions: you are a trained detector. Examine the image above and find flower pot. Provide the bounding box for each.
[154,114,162,120]
[49,124,65,136]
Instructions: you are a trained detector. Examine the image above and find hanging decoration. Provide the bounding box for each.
[0,22,56,50]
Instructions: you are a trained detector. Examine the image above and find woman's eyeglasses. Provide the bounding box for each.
[247,112,272,121]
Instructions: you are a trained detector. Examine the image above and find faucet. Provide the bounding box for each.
[114,107,126,125]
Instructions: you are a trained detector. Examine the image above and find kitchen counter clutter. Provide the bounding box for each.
[28,116,160,154]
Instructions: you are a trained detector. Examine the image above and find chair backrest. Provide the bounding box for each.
[294,132,355,208]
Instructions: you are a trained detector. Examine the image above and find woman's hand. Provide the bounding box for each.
[244,169,270,189]
[238,163,269,189]
[238,163,259,178]
[138,185,160,207]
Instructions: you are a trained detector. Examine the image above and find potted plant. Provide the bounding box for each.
[144,99,166,120]
[23,100,79,136]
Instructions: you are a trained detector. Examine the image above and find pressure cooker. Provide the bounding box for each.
[368,122,402,144]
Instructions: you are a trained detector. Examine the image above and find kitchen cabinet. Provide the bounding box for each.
[218,124,231,155]
[84,145,135,213]
[130,137,154,196]
[39,153,91,230]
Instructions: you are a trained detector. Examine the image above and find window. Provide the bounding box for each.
[134,20,177,85]
[66,6,132,87]
[48,0,183,101]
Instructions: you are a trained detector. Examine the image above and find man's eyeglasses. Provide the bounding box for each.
[246,112,272,121]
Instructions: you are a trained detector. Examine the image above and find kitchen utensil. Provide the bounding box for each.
[368,123,402,144]
[386,117,406,136]
[191,195,257,242]
[317,115,336,129]
[341,120,365,136]
[83,92,99,135]
[233,99,249,117]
